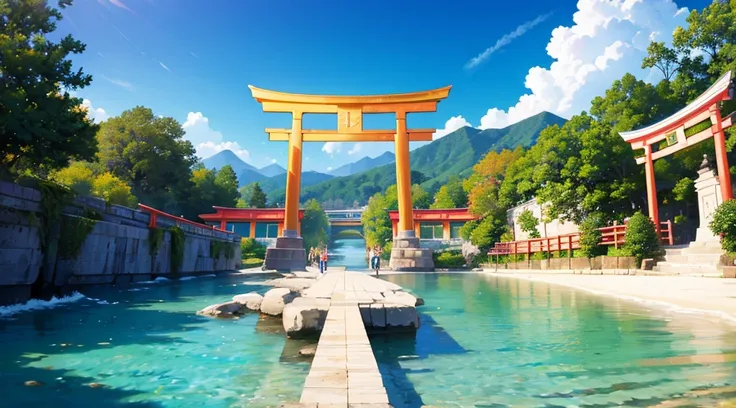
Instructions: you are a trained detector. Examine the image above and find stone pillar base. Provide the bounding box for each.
[389,236,435,272]
[264,237,306,272]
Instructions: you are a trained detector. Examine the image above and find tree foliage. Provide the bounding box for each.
[301,199,329,251]
[431,177,467,209]
[1,0,98,174]
[361,192,393,249]
[92,172,137,207]
[240,182,267,208]
[623,212,662,263]
[96,107,197,214]
[517,209,540,239]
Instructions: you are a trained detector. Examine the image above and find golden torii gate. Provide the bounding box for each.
[249,85,451,271]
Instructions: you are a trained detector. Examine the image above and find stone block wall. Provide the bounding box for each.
[494,256,637,272]
[0,181,242,305]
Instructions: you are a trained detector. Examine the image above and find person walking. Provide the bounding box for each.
[368,247,374,269]
[371,246,381,277]
[320,246,329,273]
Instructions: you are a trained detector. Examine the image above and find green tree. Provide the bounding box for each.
[431,177,468,209]
[243,182,267,208]
[578,214,606,259]
[51,161,95,196]
[214,165,239,207]
[623,212,662,263]
[301,199,329,251]
[362,192,392,248]
[411,184,432,209]
[642,41,681,81]
[92,172,137,207]
[517,209,541,239]
[96,107,196,214]
[1,0,98,174]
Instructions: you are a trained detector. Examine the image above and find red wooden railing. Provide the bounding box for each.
[138,203,233,234]
[488,220,673,257]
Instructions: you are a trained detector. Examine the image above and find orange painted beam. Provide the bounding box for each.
[249,85,452,107]
[266,129,435,142]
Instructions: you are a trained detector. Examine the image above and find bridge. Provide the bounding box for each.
[326,209,364,239]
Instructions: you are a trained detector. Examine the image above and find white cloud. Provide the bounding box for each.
[322,142,341,156]
[347,143,362,155]
[100,74,133,91]
[81,99,109,123]
[197,141,249,162]
[466,12,552,70]
[271,158,277,163]
[183,111,250,161]
[159,61,171,72]
[473,0,690,130]
[433,115,472,139]
[327,166,333,171]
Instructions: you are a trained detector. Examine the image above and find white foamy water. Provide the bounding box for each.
[180,274,217,281]
[136,277,171,284]
[0,292,86,318]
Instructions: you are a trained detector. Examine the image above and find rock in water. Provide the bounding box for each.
[383,291,419,307]
[24,380,43,387]
[260,288,299,316]
[415,297,425,306]
[282,297,331,337]
[298,345,317,356]
[196,301,245,318]
[232,292,263,311]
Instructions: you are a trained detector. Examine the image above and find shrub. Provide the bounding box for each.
[623,212,662,263]
[242,258,264,268]
[241,238,266,259]
[51,161,95,196]
[579,213,606,258]
[710,199,736,253]
[674,214,688,225]
[93,172,137,207]
[380,241,393,261]
[518,209,541,238]
[433,250,465,268]
[606,246,631,257]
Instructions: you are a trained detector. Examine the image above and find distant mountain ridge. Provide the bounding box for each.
[268,111,568,206]
[329,151,395,177]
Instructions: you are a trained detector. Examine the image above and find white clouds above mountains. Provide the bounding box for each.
[472,0,690,130]
[182,112,250,161]
[322,142,341,156]
[433,115,472,139]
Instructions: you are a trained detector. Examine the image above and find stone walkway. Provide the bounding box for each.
[290,270,392,408]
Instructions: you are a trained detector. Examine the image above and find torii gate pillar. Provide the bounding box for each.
[250,85,451,272]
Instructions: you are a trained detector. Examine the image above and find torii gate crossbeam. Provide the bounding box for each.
[249,85,451,272]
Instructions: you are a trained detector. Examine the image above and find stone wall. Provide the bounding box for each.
[507,198,579,241]
[489,256,638,272]
[0,181,241,305]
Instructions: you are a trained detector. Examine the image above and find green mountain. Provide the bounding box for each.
[268,111,567,206]
[258,171,334,194]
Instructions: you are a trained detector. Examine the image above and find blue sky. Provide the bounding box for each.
[62,0,709,173]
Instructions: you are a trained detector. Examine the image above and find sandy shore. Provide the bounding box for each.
[486,270,736,324]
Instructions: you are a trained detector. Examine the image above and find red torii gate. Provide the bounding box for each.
[619,70,735,230]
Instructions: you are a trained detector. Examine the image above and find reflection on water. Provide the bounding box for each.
[330,238,368,270]
[375,273,736,407]
[0,274,308,407]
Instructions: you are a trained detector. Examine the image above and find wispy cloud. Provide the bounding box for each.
[101,75,133,91]
[159,61,171,72]
[111,25,132,45]
[465,12,552,70]
[109,0,136,15]
[97,52,105,58]
[190,52,200,60]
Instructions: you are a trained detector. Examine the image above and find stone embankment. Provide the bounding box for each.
[197,268,424,337]
[0,181,241,305]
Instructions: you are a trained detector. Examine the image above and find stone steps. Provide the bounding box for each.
[652,262,722,277]
[664,253,723,264]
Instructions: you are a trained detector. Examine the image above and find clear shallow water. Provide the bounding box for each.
[374,273,736,407]
[330,238,368,270]
[0,274,310,407]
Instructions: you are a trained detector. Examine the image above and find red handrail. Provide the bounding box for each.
[138,203,233,234]
[488,220,673,256]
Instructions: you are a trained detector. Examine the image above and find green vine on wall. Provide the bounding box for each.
[210,240,237,260]
[148,227,164,255]
[17,175,76,252]
[57,214,98,259]
[169,226,185,275]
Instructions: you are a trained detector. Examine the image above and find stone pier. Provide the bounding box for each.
[282,269,421,407]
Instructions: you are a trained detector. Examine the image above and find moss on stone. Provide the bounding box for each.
[148,227,164,255]
[169,226,185,275]
[17,176,76,252]
[57,214,98,259]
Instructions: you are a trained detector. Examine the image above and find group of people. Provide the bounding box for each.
[308,245,329,274]
[368,246,382,276]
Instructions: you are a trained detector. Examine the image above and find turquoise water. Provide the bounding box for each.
[374,273,736,407]
[330,238,369,270]
[0,274,310,407]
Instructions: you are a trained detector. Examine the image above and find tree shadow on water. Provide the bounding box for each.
[2,364,162,407]
[369,312,468,408]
